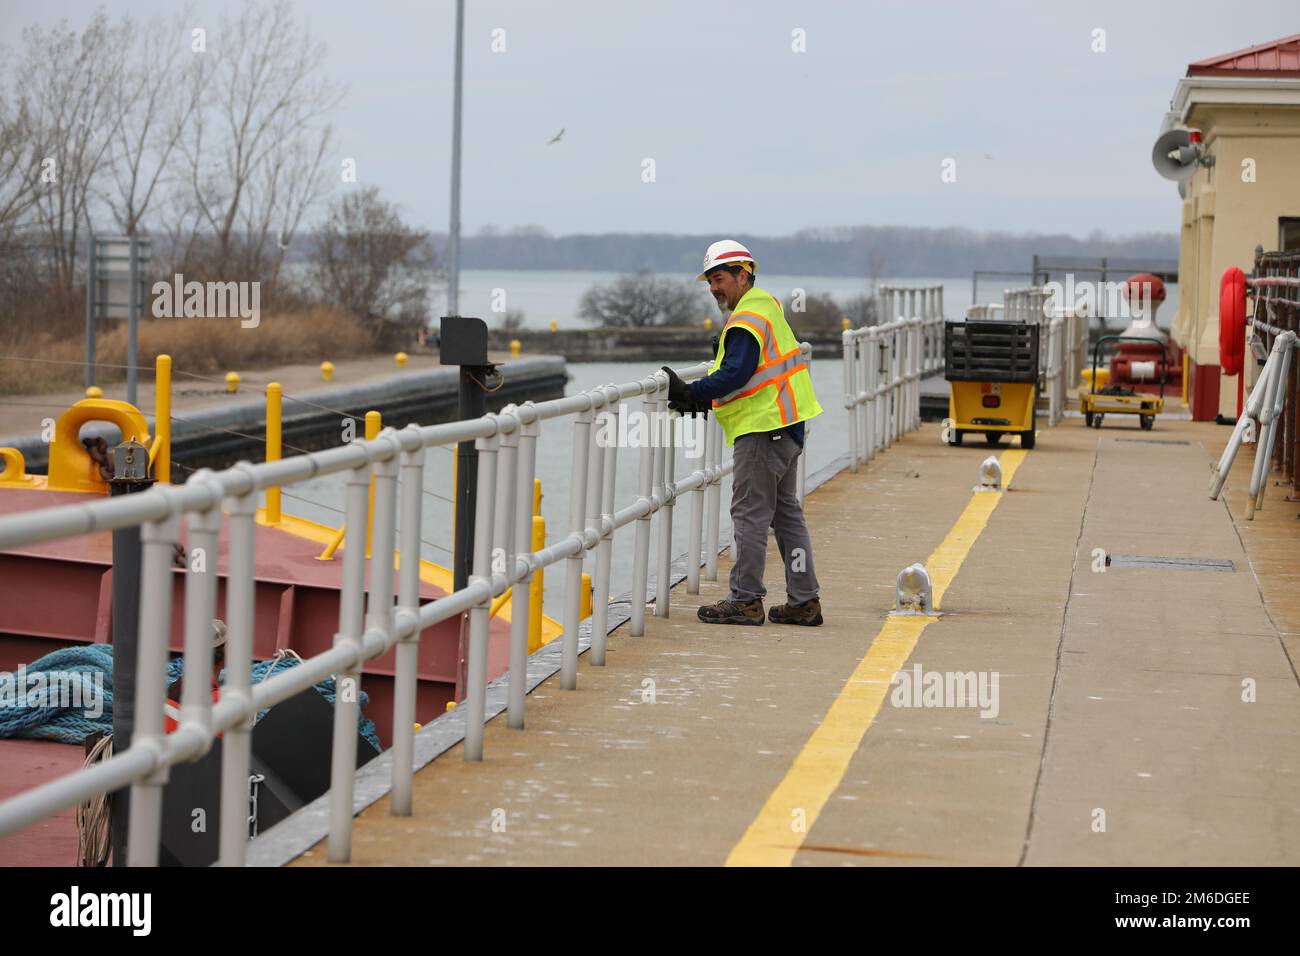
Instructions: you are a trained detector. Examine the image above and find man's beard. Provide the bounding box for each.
[714,294,730,314]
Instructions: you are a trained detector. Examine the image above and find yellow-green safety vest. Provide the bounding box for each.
[709,286,823,445]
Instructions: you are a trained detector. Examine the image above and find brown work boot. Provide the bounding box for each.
[697,598,765,626]
[768,597,823,626]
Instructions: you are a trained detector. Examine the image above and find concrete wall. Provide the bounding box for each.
[4,356,568,476]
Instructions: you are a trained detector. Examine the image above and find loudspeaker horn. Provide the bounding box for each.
[1152,129,1199,182]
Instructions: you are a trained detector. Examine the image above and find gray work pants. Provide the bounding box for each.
[728,429,820,604]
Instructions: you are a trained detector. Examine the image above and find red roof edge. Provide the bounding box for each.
[1188,34,1300,77]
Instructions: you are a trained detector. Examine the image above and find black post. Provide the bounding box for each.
[452,367,485,592]
[109,441,154,866]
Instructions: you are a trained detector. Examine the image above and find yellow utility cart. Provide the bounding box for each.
[1079,334,1166,431]
[944,319,1039,449]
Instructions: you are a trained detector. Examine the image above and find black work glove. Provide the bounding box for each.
[661,366,694,413]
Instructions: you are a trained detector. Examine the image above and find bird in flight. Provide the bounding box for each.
[547,128,565,145]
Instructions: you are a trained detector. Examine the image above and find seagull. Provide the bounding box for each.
[547,127,565,145]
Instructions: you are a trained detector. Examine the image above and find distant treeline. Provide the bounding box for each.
[417,226,1179,278]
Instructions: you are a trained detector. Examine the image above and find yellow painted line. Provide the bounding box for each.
[725,448,1027,867]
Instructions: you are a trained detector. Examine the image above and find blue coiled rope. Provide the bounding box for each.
[0,645,380,752]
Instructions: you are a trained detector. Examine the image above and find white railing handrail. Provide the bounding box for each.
[0,325,945,866]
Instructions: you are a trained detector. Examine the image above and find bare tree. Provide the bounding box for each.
[310,187,435,344]
[179,0,343,278]
[0,91,44,252]
[578,271,710,328]
[18,11,130,289]
[101,8,208,236]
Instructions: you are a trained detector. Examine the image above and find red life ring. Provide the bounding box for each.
[1219,267,1246,376]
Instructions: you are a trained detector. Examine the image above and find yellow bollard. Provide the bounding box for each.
[365,410,380,558]
[445,701,456,712]
[529,514,546,652]
[321,361,334,381]
[85,386,103,399]
[152,355,171,484]
[703,317,713,330]
[225,371,240,393]
[395,352,408,368]
[510,339,521,357]
[580,571,592,621]
[841,317,851,331]
[549,319,558,332]
[266,382,282,523]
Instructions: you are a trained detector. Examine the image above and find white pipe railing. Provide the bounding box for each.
[1209,329,1297,514]
[842,309,944,472]
[0,326,955,865]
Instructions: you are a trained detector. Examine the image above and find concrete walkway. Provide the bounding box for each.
[292,412,1300,866]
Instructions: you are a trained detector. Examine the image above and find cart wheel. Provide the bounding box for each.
[950,429,964,446]
[1084,411,1094,427]
[985,432,1002,446]
[1140,414,1154,430]
[1020,430,1036,450]
[1092,414,1104,429]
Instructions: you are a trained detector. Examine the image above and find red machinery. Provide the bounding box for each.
[1108,274,1183,395]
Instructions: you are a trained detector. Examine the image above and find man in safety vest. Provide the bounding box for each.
[662,240,824,626]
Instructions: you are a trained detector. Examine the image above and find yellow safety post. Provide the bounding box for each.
[528,476,545,651]
[151,354,171,483]
[841,317,851,331]
[703,317,713,330]
[365,410,380,558]
[316,409,379,561]
[266,382,282,523]
[549,319,558,332]
[225,371,240,393]
[580,572,592,621]
[85,386,103,399]
[510,339,521,357]
[395,352,408,368]
[321,361,334,381]
[445,701,456,712]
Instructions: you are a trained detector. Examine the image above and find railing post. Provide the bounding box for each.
[583,396,607,637]
[218,468,257,865]
[561,400,594,687]
[685,404,705,594]
[509,405,539,723]
[796,344,809,504]
[327,460,370,862]
[655,404,675,618]
[703,410,722,583]
[591,389,620,663]
[631,375,661,633]
[843,330,859,473]
[392,427,425,815]
[464,422,500,759]
[179,473,221,750]
[126,506,180,867]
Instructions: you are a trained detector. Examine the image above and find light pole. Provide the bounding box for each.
[447,0,465,318]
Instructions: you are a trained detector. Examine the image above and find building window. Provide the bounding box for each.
[1280,218,1300,253]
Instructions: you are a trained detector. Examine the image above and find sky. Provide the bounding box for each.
[1,0,1295,240]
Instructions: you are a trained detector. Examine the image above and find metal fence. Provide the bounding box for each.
[842,310,943,470]
[0,333,936,866]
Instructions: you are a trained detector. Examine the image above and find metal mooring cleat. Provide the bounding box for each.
[977,456,1002,492]
[894,563,933,614]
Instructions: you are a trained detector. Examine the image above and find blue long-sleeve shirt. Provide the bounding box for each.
[689,328,804,446]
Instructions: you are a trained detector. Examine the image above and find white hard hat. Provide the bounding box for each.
[697,239,758,281]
